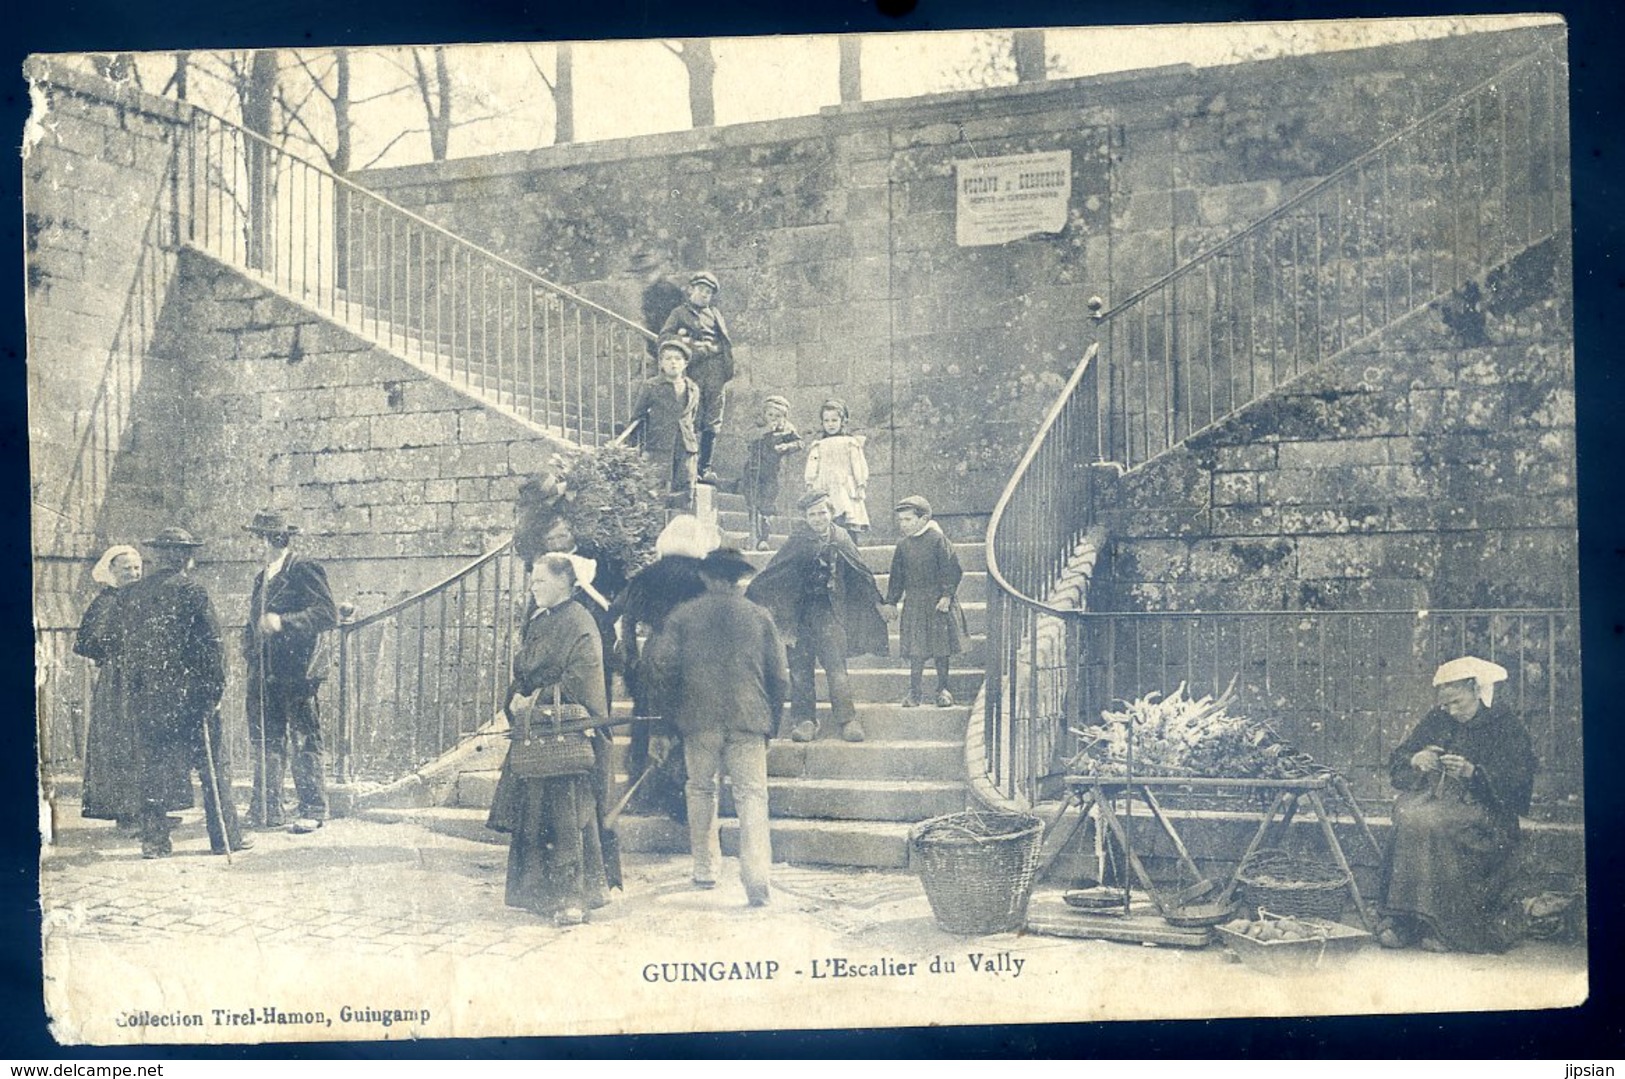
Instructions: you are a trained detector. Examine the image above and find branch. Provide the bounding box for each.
[355,128,423,171]
[351,83,417,105]
[291,52,340,105]
[660,40,684,58]
[526,44,555,93]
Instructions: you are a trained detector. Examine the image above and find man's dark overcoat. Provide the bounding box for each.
[746,524,888,657]
[242,555,338,684]
[117,566,227,811]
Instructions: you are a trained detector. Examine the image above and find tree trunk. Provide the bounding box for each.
[838,37,862,103]
[415,46,454,162]
[331,49,352,173]
[172,51,189,101]
[554,43,574,144]
[1013,29,1046,83]
[681,39,715,129]
[243,50,280,271]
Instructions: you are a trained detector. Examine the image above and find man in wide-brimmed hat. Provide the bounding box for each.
[242,510,337,834]
[117,526,248,858]
[647,547,787,906]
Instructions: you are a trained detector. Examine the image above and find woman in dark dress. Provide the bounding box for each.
[609,515,720,819]
[74,544,143,828]
[486,554,613,926]
[1378,655,1538,953]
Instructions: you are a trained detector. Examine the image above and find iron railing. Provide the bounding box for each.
[1096,43,1566,472]
[983,43,1574,808]
[176,108,655,446]
[323,540,525,782]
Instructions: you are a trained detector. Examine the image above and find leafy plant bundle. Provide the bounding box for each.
[1065,678,1330,780]
[514,446,667,575]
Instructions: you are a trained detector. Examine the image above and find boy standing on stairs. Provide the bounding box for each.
[626,336,701,506]
[660,271,734,482]
[882,496,968,709]
[746,491,888,745]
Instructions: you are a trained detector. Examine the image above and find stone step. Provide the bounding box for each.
[737,777,966,822]
[603,696,976,739]
[372,804,918,870]
[768,739,963,781]
[812,667,983,700]
[740,542,987,574]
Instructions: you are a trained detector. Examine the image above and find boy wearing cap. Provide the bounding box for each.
[660,271,734,480]
[746,491,888,744]
[740,395,804,550]
[626,336,701,504]
[881,496,968,708]
[242,510,338,834]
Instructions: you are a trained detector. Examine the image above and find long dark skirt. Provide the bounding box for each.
[81,666,141,823]
[1380,788,1520,953]
[486,763,609,918]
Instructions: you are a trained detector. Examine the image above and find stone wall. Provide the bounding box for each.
[360,26,1560,535]
[101,248,569,624]
[1095,239,1576,614]
[24,61,189,621]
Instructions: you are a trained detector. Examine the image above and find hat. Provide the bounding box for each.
[797,490,831,512]
[687,271,720,293]
[763,395,791,413]
[894,495,932,517]
[655,514,722,560]
[1432,656,1509,707]
[700,547,756,583]
[144,526,204,549]
[628,249,662,273]
[91,544,141,587]
[244,510,301,537]
[656,335,693,360]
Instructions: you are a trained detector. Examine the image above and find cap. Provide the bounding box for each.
[797,490,832,512]
[894,495,932,517]
[656,335,693,360]
[688,271,720,293]
[763,395,791,413]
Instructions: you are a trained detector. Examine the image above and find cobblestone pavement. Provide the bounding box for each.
[38,798,1589,1045]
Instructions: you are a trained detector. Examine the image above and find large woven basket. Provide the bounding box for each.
[910,810,1044,935]
[1236,848,1350,920]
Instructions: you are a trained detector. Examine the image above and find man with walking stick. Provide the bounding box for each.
[242,511,338,835]
[118,526,249,859]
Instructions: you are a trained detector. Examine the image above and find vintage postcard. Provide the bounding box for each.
[27,15,1586,1045]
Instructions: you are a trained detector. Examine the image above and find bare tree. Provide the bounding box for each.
[661,39,716,128]
[162,51,189,101]
[1013,30,1046,83]
[526,43,574,145]
[839,37,862,103]
[412,47,455,161]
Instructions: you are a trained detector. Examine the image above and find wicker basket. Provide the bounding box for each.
[910,811,1044,935]
[1235,848,1350,920]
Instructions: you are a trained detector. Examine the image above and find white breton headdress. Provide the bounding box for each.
[1432,655,1509,707]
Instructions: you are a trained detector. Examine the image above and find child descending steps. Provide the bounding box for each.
[881,496,969,709]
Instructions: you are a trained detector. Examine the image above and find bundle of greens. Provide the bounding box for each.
[1065,678,1329,780]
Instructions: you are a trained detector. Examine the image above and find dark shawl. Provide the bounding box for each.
[1388,700,1537,833]
[746,524,888,658]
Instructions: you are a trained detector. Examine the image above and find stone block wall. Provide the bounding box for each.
[101,248,570,625]
[359,25,1560,537]
[24,62,189,622]
[1094,239,1576,614]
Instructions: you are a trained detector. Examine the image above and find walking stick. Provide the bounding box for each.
[198,707,233,866]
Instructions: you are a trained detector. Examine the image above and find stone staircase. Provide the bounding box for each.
[373,490,988,870]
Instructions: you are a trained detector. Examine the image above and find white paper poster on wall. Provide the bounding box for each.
[955,150,1072,246]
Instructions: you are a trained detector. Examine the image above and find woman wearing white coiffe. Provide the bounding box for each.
[1377,656,1538,953]
[74,545,143,827]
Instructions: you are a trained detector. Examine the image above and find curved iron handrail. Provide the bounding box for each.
[342,538,515,630]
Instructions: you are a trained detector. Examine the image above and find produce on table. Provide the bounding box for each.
[1065,678,1331,780]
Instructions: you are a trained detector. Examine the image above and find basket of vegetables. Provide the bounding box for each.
[910,810,1044,935]
[1215,911,1370,974]
[1234,848,1350,920]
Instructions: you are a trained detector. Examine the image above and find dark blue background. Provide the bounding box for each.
[4,0,1621,1059]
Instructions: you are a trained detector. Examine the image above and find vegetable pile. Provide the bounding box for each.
[1065,678,1330,780]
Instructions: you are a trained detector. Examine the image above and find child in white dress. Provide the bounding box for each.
[804,399,870,538]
